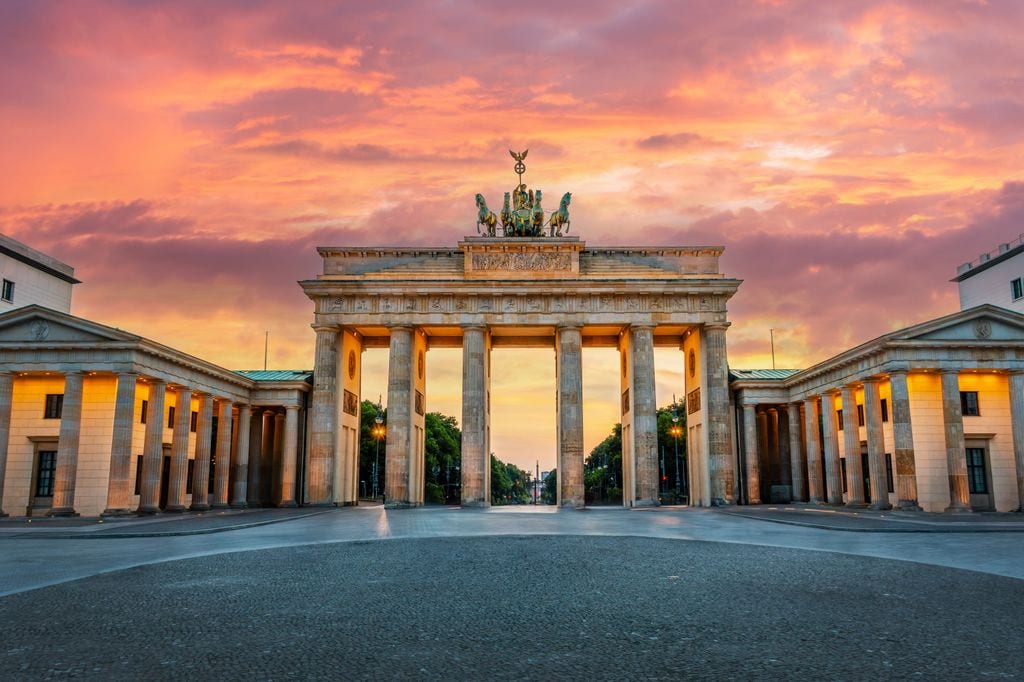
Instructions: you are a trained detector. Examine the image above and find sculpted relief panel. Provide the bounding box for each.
[323,293,727,316]
[470,252,572,271]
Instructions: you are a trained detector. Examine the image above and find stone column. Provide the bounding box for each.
[756,410,768,501]
[787,403,805,502]
[385,326,413,506]
[704,324,735,504]
[230,405,251,508]
[941,370,971,512]
[742,403,760,504]
[767,408,781,500]
[138,380,166,514]
[820,392,843,505]
[279,406,299,507]
[461,325,489,507]
[803,397,825,504]
[164,388,192,513]
[557,325,586,509]
[777,407,792,500]
[271,411,285,504]
[246,408,264,506]
[631,325,658,506]
[102,372,137,516]
[0,372,11,517]
[190,393,215,511]
[1011,372,1024,512]
[862,378,891,510]
[308,325,339,505]
[49,372,85,516]
[889,371,922,510]
[212,399,233,508]
[841,385,866,508]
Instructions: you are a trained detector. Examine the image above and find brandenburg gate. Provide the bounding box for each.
[300,156,742,509]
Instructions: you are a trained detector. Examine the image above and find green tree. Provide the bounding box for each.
[358,400,387,499]
[490,454,513,504]
[584,424,622,504]
[425,412,461,504]
[541,468,557,505]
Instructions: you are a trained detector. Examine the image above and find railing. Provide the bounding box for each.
[955,233,1024,275]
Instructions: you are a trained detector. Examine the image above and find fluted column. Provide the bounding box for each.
[49,372,84,516]
[138,379,166,514]
[777,407,792,500]
[742,404,760,504]
[803,397,825,504]
[705,324,735,504]
[308,325,339,505]
[862,379,891,510]
[385,326,413,506]
[271,411,284,504]
[1011,372,1024,512]
[103,372,138,515]
[941,370,971,512]
[246,407,264,506]
[630,325,657,506]
[889,371,922,510]
[767,408,783,501]
[279,405,299,507]
[0,372,11,517]
[212,399,233,508]
[558,325,586,509]
[841,385,866,508]
[190,393,215,511]
[461,326,489,507]
[820,392,843,505]
[164,388,192,513]
[756,410,768,501]
[787,403,805,502]
[230,405,251,508]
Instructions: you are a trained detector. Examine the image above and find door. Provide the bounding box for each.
[965,446,994,511]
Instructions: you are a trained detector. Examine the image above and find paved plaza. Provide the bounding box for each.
[1,507,1023,679]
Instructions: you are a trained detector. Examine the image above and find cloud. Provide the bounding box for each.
[635,133,710,150]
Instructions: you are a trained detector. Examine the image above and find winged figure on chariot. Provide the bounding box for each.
[475,150,571,238]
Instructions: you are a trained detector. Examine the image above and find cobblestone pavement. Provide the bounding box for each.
[1,534,1023,680]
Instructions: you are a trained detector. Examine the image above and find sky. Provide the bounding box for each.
[2,1,1023,471]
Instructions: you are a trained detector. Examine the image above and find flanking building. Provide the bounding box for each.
[953,234,1024,313]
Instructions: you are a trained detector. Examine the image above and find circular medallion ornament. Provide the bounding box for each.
[974,320,992,339]
[348,350,356,380]
[688,349,696,378]
[30,319,50,341]
[418,350,424,379]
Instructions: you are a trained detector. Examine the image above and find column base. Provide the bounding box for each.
[0,512,8,518]
[136,506,160,515]
[209,502,230,509]
[229,501,249,509]
[896,501,923,511]
[808,497,827,505]
[46,508,79,517]
[277,500,297,508]
[710,498,733,507]
[162,505,187,514]
[746,499,761,506]
[189,503,211,512]
[944,504,972,514]
[868,501,893,511]
[631,499,658,509]
[101,508,133,517]
[384,501,416,509]
[461,500,490,509]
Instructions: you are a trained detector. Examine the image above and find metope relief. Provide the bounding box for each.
[470,252,572,271]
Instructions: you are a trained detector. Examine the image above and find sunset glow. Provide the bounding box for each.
[3,1,1022,471]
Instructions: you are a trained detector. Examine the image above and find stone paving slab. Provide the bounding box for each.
[716,504,1024,532]
[0,507,333,539]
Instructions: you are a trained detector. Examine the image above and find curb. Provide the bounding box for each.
[713,509,1024,533]
[0,509,336,540]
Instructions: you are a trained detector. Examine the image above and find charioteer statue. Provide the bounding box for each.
[475,150,572,238]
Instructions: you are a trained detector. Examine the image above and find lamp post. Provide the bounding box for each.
[372,396,385,500]
[671,394,683,500]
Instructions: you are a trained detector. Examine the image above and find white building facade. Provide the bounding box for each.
[954,234,1024,313]
[0,234,77,314]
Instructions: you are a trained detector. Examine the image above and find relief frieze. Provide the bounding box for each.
[470,252,571,271]
[322,293,727,316]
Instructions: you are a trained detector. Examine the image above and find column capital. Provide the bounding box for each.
[460,324,487,332]
[285,404,299,413]
[704,323,731,332]
[556,323,583,332]
[802,396,818,405]
[142,377,166,387]
[939,368,960,376]
[628,323,656,331]
[861,376,881,386]
[62,369,85,377]
[887,368,909,377]
[311,323,339,334]
[116,371,138,379]
[387,324,414,332]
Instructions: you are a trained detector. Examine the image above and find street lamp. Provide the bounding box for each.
[671,394,683,500]
[372,396,385,500]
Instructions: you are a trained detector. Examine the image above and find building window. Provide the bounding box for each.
[140,400,148,424]
[134,455,144,495]
[856,404,865,427]
[35,451,57,497]
[960,391,980,417]
[966,447,988,494]
[1,279,14,303]
[190,411,198,433]
[840,458,847,493]
[44,394,64,419]
[1012,277,1023,301]
[880,399,889,423]
[167,406,175,429]
[885,453,894,493]
[837,409,844,431]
